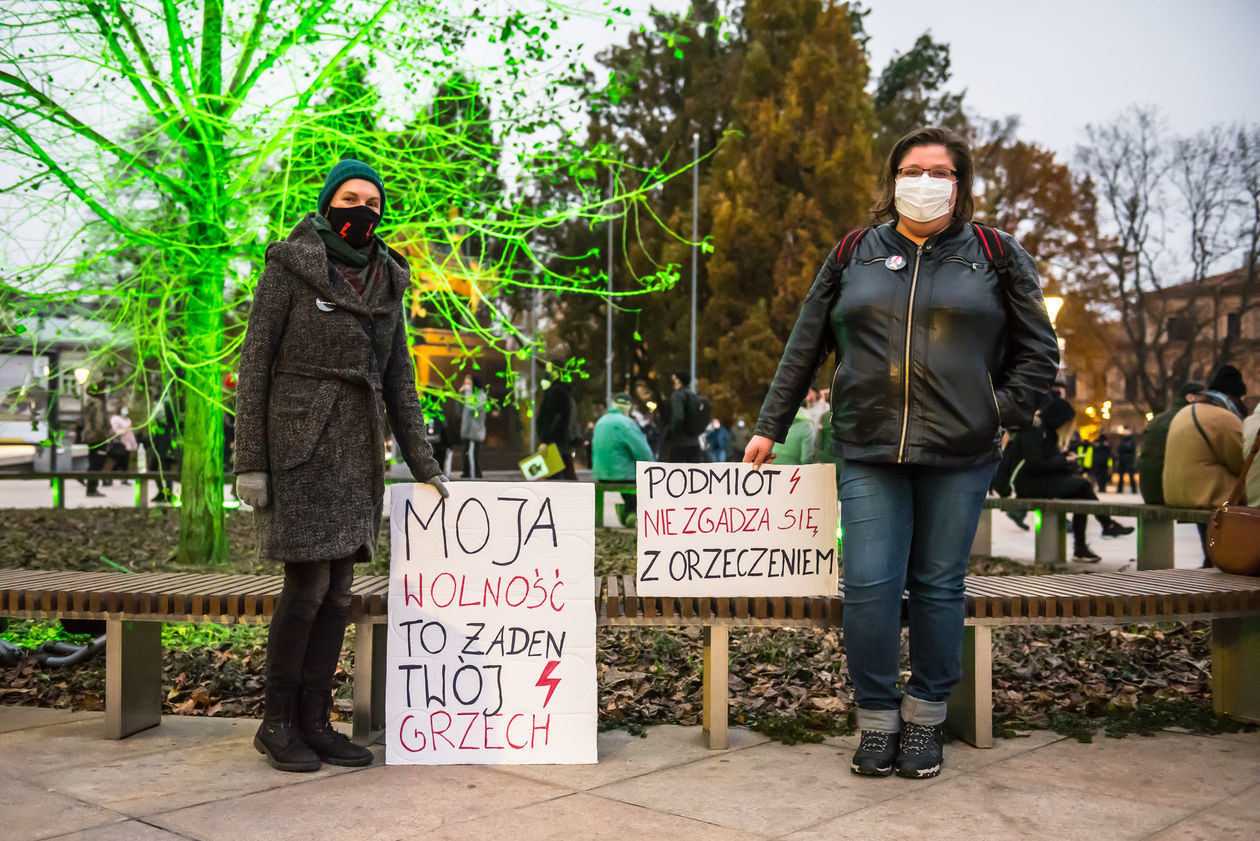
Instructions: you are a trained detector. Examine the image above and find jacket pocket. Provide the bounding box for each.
[274,380,341,470]
[986,371,1003,426]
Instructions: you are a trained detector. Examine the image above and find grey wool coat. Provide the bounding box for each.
[234,214,442,564]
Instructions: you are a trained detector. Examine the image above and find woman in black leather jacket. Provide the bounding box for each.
[744,127,1059,780]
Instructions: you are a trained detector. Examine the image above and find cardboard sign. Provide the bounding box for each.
[386,482,596,765]
[635,463,838,597]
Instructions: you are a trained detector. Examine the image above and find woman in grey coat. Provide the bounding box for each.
[458,373,488,478]
[235,159,448,772]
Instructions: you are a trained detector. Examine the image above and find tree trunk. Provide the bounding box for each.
[176,247,228,564]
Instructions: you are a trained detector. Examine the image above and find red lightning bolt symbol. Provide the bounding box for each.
[789,468,801,494]
[536,660,561,707]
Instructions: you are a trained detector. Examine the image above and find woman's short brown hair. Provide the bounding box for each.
[871,127,974,224]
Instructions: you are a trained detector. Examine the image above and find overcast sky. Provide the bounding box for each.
[636,0,1257,155]
[5,0,1258,277]
[859,0,1260,156]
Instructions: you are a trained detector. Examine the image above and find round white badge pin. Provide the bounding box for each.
[885,255,906,271]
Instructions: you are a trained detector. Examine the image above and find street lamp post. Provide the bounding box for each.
[690,132,699,386]
[607,174,614,408]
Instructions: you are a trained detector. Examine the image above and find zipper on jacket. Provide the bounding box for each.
[987,370,1002,425]
[896,244,924,462]
[943,255,979,270]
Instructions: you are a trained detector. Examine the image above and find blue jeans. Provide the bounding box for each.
[839,460,995,729]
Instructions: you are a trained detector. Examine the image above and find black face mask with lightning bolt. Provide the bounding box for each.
[324,204,381,249]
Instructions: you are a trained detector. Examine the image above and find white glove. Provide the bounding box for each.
[427,474,450,499]
[236,471,270,509]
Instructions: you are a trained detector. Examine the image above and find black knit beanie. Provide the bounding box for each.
[1207,365,1247,398]
[1039,397,1076,430]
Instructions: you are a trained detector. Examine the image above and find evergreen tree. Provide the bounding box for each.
[542,0,876,426]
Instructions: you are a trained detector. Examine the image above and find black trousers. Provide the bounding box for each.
[86,442,110,493]
[265,555,356,694]
[1016,474,1118,547]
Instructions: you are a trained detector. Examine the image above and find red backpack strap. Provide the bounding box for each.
[835,226,871,268]
[972,223,1015,293]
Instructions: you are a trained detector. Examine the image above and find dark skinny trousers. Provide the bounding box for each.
[1016,474,1118,547]
[265,555,356,694]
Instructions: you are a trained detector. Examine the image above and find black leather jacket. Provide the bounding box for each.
[755,221,1059,468]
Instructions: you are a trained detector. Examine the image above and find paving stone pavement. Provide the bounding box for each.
[0,708,1255,841]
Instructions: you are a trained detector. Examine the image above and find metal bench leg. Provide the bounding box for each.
[1136,516,1175,570]
[970,508,992,558]
[1034,511,1066,566]
[946,625,992,748]
[1212,616,1260,724]
[105,618,162,739]
[594,485,605,529]
[354,620,387,745]
[702,625,729,750]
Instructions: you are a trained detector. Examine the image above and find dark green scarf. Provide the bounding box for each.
[312,213,387,299]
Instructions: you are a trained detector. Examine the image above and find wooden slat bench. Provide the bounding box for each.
[0,569,389,744]
[3,568,1257,754]
[595,568,1260,750]
[975,498,1213,570]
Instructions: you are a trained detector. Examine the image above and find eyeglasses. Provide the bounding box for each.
[896,166,958,182]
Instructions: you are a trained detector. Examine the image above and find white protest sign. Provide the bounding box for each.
[386,482,596,765]
[636,463,838,597]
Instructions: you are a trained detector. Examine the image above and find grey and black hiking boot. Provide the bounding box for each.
[850,729,898,777]
[894,722,943,779]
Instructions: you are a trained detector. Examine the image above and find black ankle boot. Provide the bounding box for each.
[255,687,321,772]
[299,686,374,767]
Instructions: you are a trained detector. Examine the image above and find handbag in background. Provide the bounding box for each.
[1205,427,1260,575]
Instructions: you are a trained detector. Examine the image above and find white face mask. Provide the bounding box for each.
[894,173,955,223]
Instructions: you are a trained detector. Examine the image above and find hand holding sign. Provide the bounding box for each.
[742,434,776,468]
[636,462,838,597]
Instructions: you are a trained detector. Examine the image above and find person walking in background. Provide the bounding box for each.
[422,404,451,476]
[630,404,661,458]
[801,386,828,431]
[458,373,487,478]
[1114,427,1138,493]
[142,394,180,504]
[234,159,448,773]
[665,371,705,463]
[593,392,654,527]
[108,402,138,479]
[537,364,579,480]
[728,417,752,462]
[705,418,730,462]
[1008,396,1134,562]
[82,385,111,497]
[1164,365,1247,566]
[744,127,1059,780]
[1138,381,1204,504]
[1090,433,1112,493]
[771,401,816,465]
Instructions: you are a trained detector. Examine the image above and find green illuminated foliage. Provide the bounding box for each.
[1,0,690,562]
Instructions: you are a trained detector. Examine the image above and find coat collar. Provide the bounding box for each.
[266,213,409,316]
